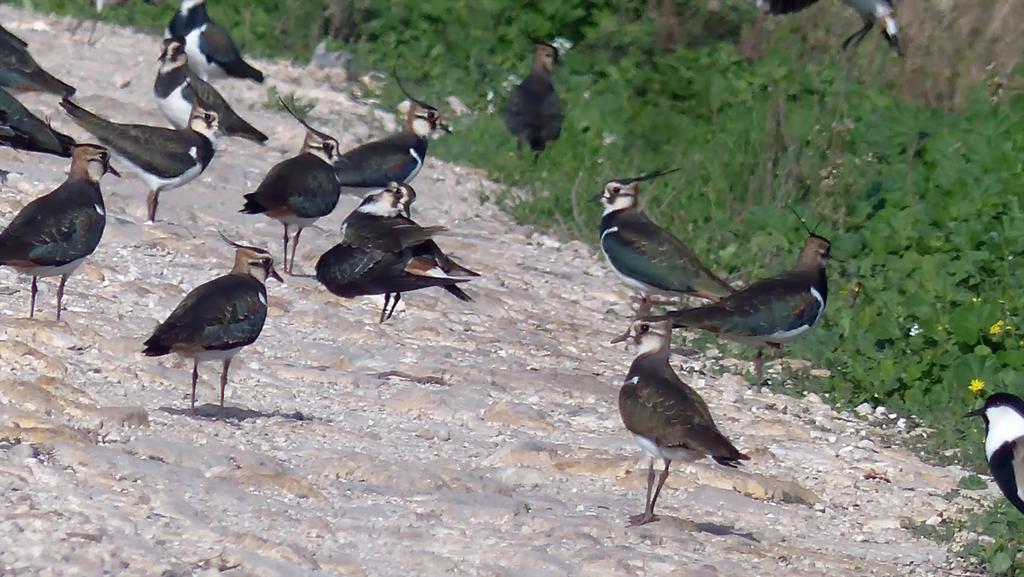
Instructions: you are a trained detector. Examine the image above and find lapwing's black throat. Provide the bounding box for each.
[166,0,265,83]
[316,183,478,323]
[597,170,733,315]
[0,144,117,320]
[143,239,282,410]
[614,319,748,525]
[503,42,563,162]
[61,97,219,223]
[967,393,1024,516]
[645,233,830,383]
[0,25,76,96]
[242,98,342,274]
[155,37,266,143]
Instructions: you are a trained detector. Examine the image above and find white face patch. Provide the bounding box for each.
[411,117,433,137]
[986,406,1024,461]
[636,332,667,356]
[603,191,636,215]
[356,195,401,217]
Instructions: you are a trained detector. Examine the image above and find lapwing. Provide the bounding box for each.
[165,0,265,83]
[142,235,282,410]
[155,37,266,142]
[0,87,75,157]
[757,0,903,56]
[502,41,563,162]
[241,97,341,274]
[597,168,733,316]
[644,232,830,383]
[60,97,219,223]
[316,182,478,323]
[967,393,1024,516]
[0,144,118,320]
[612,319,748,526]
[0,25,76,96]
[333,77,451,193]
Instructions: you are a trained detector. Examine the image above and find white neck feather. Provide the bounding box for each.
[86,160,106,182]
[636,333,668,357]
[411,117,432,137]
[986,406,1024,460]
[357,200,401,217]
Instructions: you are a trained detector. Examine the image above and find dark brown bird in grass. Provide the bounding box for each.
[612,319,748,526]
[502,42,563,162]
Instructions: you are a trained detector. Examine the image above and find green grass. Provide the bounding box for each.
[9,0,1024,572]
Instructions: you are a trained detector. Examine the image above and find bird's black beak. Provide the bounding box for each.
[269,267,284,283]
[590,191,604,203]
[964,408,984,418]
[610,329,632,345]
[106,161,121,178]
[440,122,453,135]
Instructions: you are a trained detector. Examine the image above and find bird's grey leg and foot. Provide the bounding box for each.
[29,276,38,319]
[55,274,68,321]
[146,189,161,223]
[190,360,199,412]
[385,292,402,321]
[379,293,392,324]
[281,224,290,275]
[841,18,874,53]
[219,359,231,410]
[629,460,658,526]
[289,227,304,276]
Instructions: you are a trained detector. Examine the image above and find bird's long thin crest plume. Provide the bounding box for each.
[393,66,434,110]
[277,96,334,142]
[620,167,680,186]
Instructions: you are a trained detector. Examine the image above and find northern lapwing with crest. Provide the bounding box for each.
[598,168,733,316]
[316,182,478,323]
[0,25,76,96]
[0,87,75,157]
[967,393,1024,516]
[757,0,903,56]
[0,144,118,320]
[644,224,830,383]
[166,0,265,83]
[503,41,562,162]
[612,318,748,525]
[155,37,266,142]
[60,97,219,223]
[333,76,451,194]
[143,234,282,410]
[241,98,341,274]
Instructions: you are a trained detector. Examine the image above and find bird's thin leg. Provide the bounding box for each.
[649,459,672,514]
[281,223,290,274]
[289,227,304,275]
[630,460,657,526]
[146,189,161,223]
[190,361,199,411]
[841,19,873,52]
[385,293,402,321]
[29,277,38,319]
[379,293,391,324]
[219,358,231,408]
[56,274,68,320]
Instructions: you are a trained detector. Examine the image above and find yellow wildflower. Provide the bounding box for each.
[990,320,1010,336]
[969,378,986,395]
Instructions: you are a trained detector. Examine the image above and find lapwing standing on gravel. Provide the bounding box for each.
[644,231,830,383]
[967,393,1024,516]
[143,235,282,410]
[757,0,903,56]
[60,97,219,223]
[316,182,478,323]
[0,87,75,157]
[155,37,266,142]
[241,98,341,274]
[0,144,118,320]
[503,41,562,162]
[166,0,265,83]
[333,78,451,194]
[597,169,734,316]
[612,319,748,526]
[0,25,76,96]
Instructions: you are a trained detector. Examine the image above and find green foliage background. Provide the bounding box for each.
[7,0,1024,570]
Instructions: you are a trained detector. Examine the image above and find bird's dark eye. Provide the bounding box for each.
[204,113,214,122]
[639,323,650,333]
[323,142,334,155]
